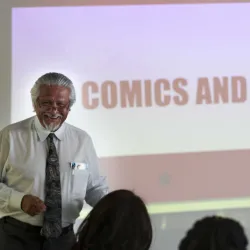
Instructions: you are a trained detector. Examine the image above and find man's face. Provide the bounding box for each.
[35,85,70,131]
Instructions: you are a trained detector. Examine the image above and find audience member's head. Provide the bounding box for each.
[73,189,152,250]
[179,216,248,250]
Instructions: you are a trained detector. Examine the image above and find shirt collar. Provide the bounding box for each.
[34,116,65,142]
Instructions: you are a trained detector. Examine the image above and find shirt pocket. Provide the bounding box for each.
[71,169,89,198]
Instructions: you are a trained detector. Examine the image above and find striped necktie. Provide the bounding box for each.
[41,133,62,238]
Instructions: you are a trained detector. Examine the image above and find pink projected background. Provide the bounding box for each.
[11,3,250,204]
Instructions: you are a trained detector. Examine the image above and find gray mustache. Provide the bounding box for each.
[44,113,62,119]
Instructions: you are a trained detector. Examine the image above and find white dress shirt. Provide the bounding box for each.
[0,116,108,227]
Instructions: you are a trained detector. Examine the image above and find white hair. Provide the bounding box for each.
[43,122,60,132]
[30,72,76,108]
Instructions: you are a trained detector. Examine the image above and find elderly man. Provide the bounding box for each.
[0,72,108,250]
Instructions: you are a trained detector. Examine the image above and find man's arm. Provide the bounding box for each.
[0,128,26,213]
[84,135,109,207]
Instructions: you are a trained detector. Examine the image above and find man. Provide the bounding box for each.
[0,72,108,250]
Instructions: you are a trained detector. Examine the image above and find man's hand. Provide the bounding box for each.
[21,195,46,216]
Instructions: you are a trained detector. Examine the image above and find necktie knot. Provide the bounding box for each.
[48,133,54,140]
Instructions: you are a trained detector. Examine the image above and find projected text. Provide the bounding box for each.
[82,76,246,109]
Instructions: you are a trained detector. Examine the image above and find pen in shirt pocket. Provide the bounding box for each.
[70,162,76,175]
[70,162,88,175]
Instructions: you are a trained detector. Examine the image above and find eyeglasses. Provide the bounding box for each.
[37,99,70,111]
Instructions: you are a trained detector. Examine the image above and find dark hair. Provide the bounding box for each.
[73,189,153,250]
[179,216,248,250]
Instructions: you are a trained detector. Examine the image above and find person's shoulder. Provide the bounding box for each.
[0,116,35,136]
[65,122,92,141]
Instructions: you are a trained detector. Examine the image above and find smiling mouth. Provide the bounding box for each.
[44,115,61,120]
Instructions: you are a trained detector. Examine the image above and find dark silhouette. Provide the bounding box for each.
[179,216,248,250]
[73,189,152,250]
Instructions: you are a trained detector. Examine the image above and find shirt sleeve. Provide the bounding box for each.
[84,135,109,207]
[0,128,25,213]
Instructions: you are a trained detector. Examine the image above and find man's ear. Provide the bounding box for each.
[33,102,38,112]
